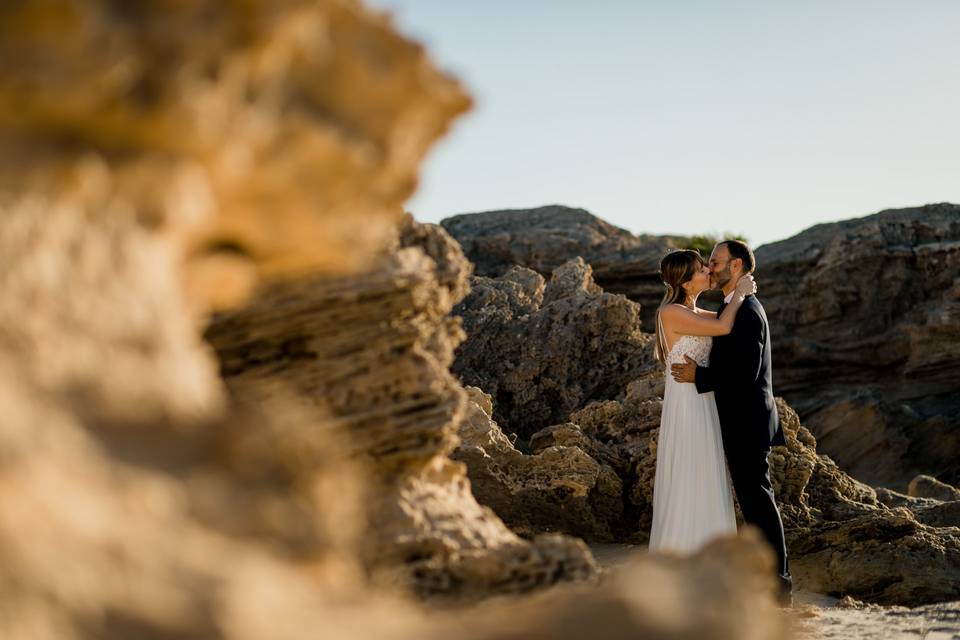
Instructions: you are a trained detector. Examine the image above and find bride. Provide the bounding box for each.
[648,249,756,554]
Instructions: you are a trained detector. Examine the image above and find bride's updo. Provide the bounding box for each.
[654,249,706,362]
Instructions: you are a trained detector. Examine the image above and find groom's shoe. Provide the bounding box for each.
[776,575,793,608]
[776,587,793,608]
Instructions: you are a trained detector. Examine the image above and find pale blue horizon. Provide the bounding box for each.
[368,0,960,247]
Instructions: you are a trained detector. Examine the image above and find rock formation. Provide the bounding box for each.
[449,258,960,605]
[0,1,471,313]
[0,0,470,636]
[453,386,625,541]
[451,257,658,441]
[441,205,679,329]
[0,0,841,637]
[754,204,960,490]
[761,400,959,606]
[443,203,960,495]
[205,216,600,599]
[540,374,960,604]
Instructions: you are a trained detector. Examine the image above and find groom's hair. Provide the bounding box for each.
[720,239,755,274]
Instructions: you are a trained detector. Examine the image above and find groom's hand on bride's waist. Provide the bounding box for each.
[671,355,697,383]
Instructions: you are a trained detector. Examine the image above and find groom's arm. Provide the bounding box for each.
[689,304,764,392]
[728,305,765,384]
[694,362,717,393]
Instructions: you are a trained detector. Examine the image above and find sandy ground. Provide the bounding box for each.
[589,544,960,639]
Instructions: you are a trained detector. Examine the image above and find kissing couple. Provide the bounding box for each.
[648,240,793,606]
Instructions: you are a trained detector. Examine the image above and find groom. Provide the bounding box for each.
[670,240,793,605]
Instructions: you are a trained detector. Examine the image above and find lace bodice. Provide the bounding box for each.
[664,334,712,367]
[658,307,712,368]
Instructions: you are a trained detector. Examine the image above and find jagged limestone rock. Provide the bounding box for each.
[205,219,599,598]
[453,386,624,542]
[440,205,678,329]
[452,257,657,442]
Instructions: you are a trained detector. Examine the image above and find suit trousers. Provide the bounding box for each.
[724,444,792,590]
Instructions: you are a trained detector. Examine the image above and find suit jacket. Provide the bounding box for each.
[694,295,784,451]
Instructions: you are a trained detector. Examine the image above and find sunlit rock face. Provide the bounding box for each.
[0,0,472,310]
[205,217,600,599]
[755,204,960,490]
[0,0,470,637]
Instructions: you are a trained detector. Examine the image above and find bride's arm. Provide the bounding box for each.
[660,276,755,337]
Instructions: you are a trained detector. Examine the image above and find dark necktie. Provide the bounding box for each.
[717,301,728,316]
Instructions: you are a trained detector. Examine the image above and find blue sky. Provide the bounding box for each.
[367,0,959,246]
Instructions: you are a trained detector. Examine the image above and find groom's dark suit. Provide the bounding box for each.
[694,294,791,592]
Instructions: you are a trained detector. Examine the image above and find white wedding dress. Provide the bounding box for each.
[648,310,737,554]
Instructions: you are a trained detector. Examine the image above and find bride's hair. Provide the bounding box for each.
[654,249,707,363]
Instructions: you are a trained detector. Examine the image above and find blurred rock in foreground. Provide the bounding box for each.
[0,0,464,636]
[0,0,471,310]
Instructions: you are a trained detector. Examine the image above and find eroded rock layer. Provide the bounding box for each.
[755,204,960,489]
[205,217,599,599]
[453,386,625,541]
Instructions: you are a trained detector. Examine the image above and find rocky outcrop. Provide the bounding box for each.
[206,217,599,599]
[576,381,960,605]
[441,206,679,329]
[439,211,960,604]
[453,387,624,541]
[754,204,960,490]
[443,204,960,493]
[0,0,468,636]
[452,305,960,606]
[451,257,658,442]
[567,373,668,541]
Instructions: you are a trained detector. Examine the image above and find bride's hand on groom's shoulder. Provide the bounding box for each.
[736,274,757,298]
[670,355,697,383]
